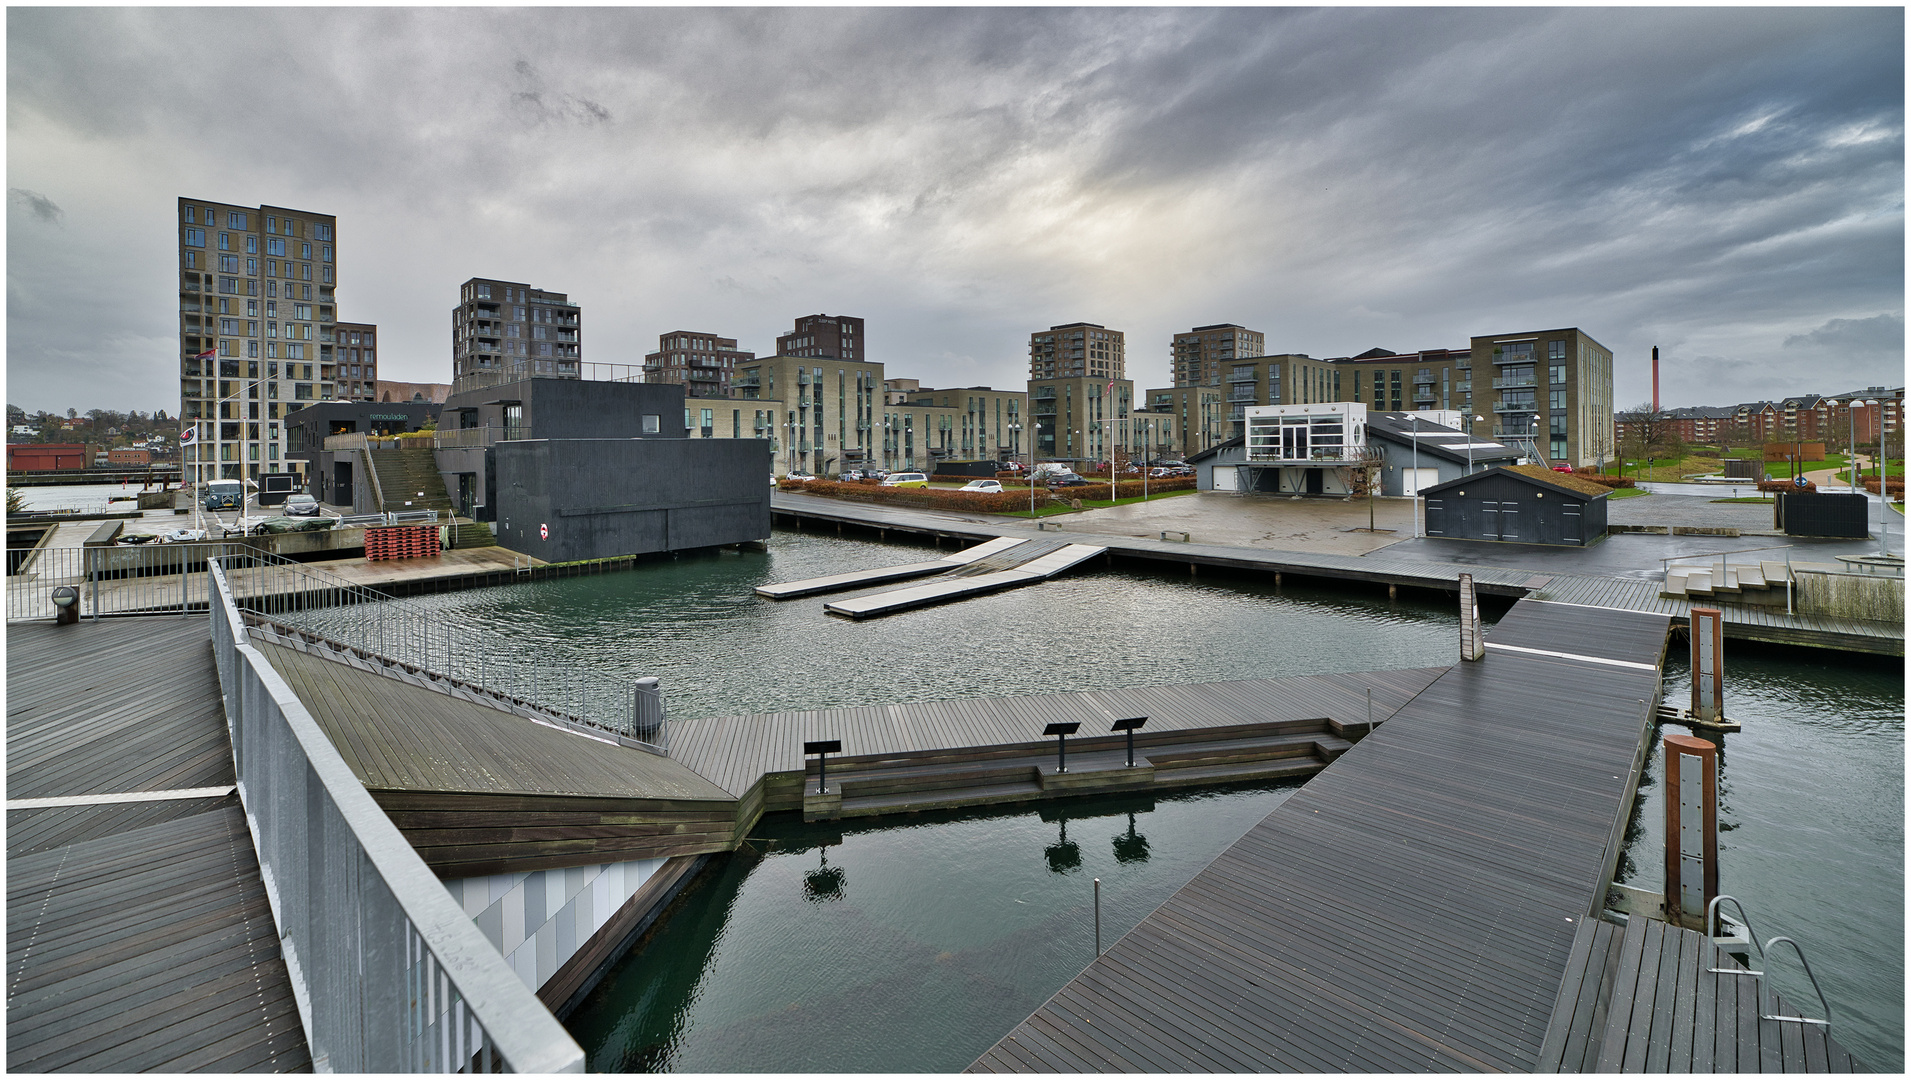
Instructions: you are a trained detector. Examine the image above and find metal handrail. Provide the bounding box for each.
[1762,937,1834,1028]
[207,559,585,1072]
[1660,544,1796,568]
[210,548,665,753]
[1706,893,1765,972]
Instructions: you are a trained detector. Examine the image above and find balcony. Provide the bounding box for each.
[1493,375,1536,389]
[1492,351,1536,366]
[1493,400,1539,414]
[1454,381,1471,393]
[1226,389,1258,403]
[1413,391,1437,403]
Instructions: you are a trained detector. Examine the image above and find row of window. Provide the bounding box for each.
[182,205,331,239]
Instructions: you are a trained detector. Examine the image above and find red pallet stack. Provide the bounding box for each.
[364,525,442,562]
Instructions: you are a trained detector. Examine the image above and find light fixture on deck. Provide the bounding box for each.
[1110,716,1147,767]
[804,739,842,795]
[1112,811,1150,864]
[51,585,78,626]
[804,844,845,903]
[1043,722,1080,774]
[1045,816,1082,874]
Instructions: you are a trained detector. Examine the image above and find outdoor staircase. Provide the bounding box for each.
[363,446,496,549]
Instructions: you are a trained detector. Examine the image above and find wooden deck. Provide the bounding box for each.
[251,633,741,878]
[670,667,1447,801]
[769,493,1902,653]
[969,600,1673,1072]
[6,618,311,1072]
[1538,915,1861,1072]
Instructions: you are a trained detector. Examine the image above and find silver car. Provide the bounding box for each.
[283,493,321,517]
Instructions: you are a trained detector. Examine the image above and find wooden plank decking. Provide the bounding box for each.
[1537,916,1861,1072]
[969,600,1673,1072]
[6,618,311,1072]
[670,667,1447,800]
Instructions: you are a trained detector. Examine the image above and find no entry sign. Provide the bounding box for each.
[539,523,549,540]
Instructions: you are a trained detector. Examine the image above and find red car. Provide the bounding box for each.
[1552,464,1575,473]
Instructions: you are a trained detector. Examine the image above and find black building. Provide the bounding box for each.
[1420,465,1610,547]
[284,400,441,504]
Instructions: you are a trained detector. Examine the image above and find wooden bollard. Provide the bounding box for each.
[1664,732,1720,930]
[1459,573,1484,661]
[1388,583,1397,600]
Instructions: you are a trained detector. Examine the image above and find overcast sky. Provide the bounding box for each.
[7,6,1904,417]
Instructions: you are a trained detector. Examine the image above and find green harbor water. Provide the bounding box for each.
[319,529,1903,1071]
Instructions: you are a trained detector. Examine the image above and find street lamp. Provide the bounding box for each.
[1850,400,1877,491]
[1468,415,1485,474]
[1533,413,1544,466]
[1408,413,1421,539]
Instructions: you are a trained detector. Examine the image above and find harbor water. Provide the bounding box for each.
[309,529,1903,1071]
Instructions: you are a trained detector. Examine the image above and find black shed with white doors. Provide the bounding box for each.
[1420,465,1609,546]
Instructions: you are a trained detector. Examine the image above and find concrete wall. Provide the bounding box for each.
[492,438,772,561]
[434,446,491,519]
[447,858,664,994]
[1796,570,1905,623]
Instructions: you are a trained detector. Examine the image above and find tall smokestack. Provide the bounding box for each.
[1652,346,1660,412]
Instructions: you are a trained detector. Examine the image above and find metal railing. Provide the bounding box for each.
[1704,895,1834,1030]
[6,542,251,620]
[210,549,666,754]
[208,558,585,1073]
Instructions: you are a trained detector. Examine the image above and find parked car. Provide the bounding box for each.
[283,493,321,517]
[1046,472,1090,487]
[1552,464,1575,474]
[787,470,817,481]
[841,470,866,482]
[959,479,1003,493]
[881,472,929,488]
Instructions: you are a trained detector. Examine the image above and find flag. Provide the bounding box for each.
[179,427,196,445]
[194,349,214,361]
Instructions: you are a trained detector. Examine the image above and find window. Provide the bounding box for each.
[182,206,196,223]
[218,232,230,250]
[228,211,246,229]
[247,341,259,358]
[1548,340,1566,361]
[301,243,311,260]
[322,266,333,284]
[295,384,314,400]
[301,263,311,280]
[266,217,277,235]
[1550,364,1566,385]
[321,245,331,262]
[1550,390,1566,410]
[266,238,284,256]
[182,228,205,247]
[294,304,312,321]
[246,258,257,276]
[245,235,257,254]
[182,251,197,269]
[219,254,238,273]
[246,300,258,317]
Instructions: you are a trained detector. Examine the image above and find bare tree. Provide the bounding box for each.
[1583,420,1615,474]
[1616,401,1683,474]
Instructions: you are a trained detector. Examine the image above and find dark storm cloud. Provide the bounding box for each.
[9,188,63,224]
[4,8,1902,413]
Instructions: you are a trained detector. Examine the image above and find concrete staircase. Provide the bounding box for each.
[363,447,496,549]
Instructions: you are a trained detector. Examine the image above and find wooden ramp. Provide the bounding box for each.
[824,542,1106,619]
[249,631,741,879]
[6,618,310,1072]
[969,600,1674,1073]
[755,535,1032,599]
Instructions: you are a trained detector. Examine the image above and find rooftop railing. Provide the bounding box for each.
[208,556,586,1073]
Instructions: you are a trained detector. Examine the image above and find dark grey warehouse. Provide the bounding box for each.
[1420,465,1611,547]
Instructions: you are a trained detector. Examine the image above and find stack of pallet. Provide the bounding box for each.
[364,525,441,562]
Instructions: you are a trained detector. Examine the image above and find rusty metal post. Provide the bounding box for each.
[1664,732,1720,930]
[1459,573,1484,661]
[1690,607,1724,724]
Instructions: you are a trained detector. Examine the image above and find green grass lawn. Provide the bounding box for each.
[1607,486,1651,499]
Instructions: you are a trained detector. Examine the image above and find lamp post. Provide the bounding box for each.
[1468,415,1485,474]
[1408,413,1422,538]
[1533,413,1543,466]
[1850,400,1876,491]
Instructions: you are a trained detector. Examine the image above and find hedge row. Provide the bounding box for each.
[1568,470,1635,489]
[777,475,1194,513]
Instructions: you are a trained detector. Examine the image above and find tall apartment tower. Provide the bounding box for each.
[451,278,581,392]
[777,314,865,361]
[333,322,379,402]
[643,332,755,398]
[177,198,338,485]
[1173,324,1264,387]
[1029,323,1125,381]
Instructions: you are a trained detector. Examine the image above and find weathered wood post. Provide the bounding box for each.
[1459,573,1484,661]
[1689,607,1724,724]
[1664,732,1720,930]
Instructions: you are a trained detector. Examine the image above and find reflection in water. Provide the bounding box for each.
[1112,812,1151,864]
[1044,819,1082,874]
[568,783,1302,1073]
[802,845,845,903]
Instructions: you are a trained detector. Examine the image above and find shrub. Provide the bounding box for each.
[1861,477,1905,496]
[775,475,1194,512]
[1570,472,1635,489]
